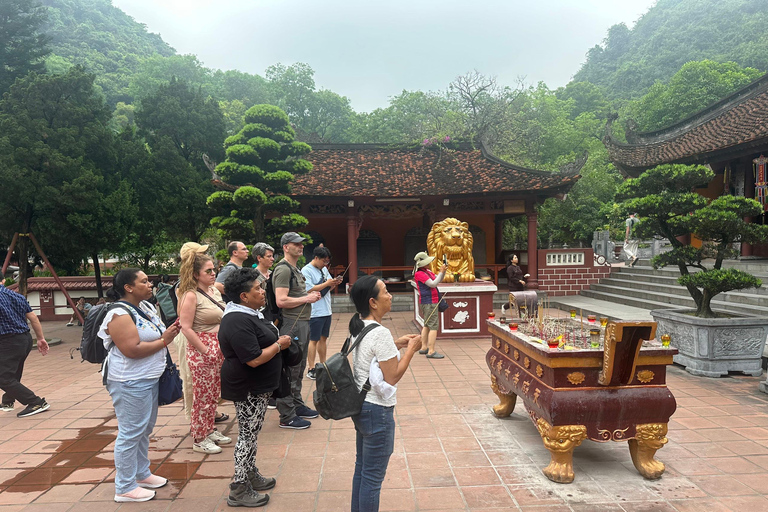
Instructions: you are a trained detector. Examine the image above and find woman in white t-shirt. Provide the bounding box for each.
[348,275,422,512]
[100,268,180,503]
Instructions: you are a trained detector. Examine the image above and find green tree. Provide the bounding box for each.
[627,60,763,131]
[265,62,316,124]
[135,76,226,166]
[220,99,247,135]
[212,69,271,107]
[349,89,464,144]
[40,0,175,105]
[574,0,768,99]
[616,164,768,317]
[108,101,135,132]
[134,77,226,241]
[208,104,312,246]
[129,55,213,101]
[0,0,50,94]
[0,67,132,293]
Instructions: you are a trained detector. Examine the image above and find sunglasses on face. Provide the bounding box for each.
[203,268,216,275]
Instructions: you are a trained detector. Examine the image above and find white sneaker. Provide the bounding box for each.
[1,403,13,412]
[115,487,155,502]
[193,437,222,454]
[207,429,232,445]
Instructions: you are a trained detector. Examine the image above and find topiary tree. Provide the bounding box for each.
[616,163,768,318]
[207,104,313,246]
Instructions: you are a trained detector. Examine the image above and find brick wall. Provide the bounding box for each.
[537,249,611,296]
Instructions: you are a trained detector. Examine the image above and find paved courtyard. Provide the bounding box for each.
[1,310,768,511]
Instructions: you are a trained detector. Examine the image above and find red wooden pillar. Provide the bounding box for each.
[526,212,539,290]
[347,210,359,286]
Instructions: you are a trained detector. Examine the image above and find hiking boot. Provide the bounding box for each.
[279,416,311,429]
[115,487,155,503]
[267,398,277,409]
[1,402,14,412]
[306,368,316,380]
[227,482,269,507]
[17,399,49,418]
[208,429,232,445]
[247,469,276,491]
[193,437,222,454]
[296,405,318,419]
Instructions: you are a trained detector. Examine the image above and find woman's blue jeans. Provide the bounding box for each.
[106,378,159,494]
[351,401,396,512]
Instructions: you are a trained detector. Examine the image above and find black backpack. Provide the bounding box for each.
[74,302,135,364]
[313,323,379,420]
[265,260,298,328]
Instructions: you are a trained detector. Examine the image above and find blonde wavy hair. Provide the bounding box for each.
[177,242,213,297]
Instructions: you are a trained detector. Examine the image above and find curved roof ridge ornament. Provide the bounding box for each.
[558,151,588,176]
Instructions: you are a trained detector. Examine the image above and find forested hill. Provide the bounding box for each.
[40,0,176,104]
[573,0,768,99]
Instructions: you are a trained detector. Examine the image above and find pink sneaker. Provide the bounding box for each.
[115,486,155,502]
[137,474,168,489]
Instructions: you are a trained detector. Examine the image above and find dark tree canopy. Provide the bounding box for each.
[134,77,226,241]
[0,0,50,94]
[0,66,134,290]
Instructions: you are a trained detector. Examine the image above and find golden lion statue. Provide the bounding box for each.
[427,217,475,283]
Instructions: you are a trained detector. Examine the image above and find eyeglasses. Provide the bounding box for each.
[203,269,216,275]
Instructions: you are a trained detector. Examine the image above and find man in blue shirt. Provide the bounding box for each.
[301,246,342,380]
[0,283,50,417]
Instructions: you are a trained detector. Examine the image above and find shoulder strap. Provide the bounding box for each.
[343,323,380,356]
[197,288,226,311]
[274,259,298,287]
[111,302,139,323]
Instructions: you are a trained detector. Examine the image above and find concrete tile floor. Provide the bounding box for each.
[1,310,768,511]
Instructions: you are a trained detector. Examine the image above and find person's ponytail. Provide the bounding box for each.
[349,312,364,337]
[348,275,381,336]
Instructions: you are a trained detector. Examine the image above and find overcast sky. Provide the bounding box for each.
[111,0,657,112]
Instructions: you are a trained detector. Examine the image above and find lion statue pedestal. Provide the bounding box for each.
[411,217,498,338]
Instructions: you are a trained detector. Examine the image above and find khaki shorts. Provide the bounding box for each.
[420,303,439,330]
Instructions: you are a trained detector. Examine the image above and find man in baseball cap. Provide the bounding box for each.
[280,232,306,245]
[273,232,320,429]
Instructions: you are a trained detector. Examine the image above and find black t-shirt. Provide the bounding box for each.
[218,311,281,402]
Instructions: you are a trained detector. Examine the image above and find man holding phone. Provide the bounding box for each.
[273,232,321,429]
[301,246,342,380]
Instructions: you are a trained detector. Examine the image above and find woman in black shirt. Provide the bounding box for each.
[219,268,292,508]
[506,254,527,292]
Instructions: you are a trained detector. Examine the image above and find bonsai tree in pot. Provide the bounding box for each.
[615,163,768,377]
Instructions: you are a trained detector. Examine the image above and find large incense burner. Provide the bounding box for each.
[487,319,677,484]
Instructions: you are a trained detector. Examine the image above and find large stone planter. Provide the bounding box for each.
[650,308,767,378]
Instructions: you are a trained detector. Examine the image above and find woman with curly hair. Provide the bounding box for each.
[177,242,231,454]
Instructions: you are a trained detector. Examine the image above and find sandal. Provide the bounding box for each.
[215,413,229,423]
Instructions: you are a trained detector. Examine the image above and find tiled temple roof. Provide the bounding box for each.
[603,73,768,176]
[292,142,583,198]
